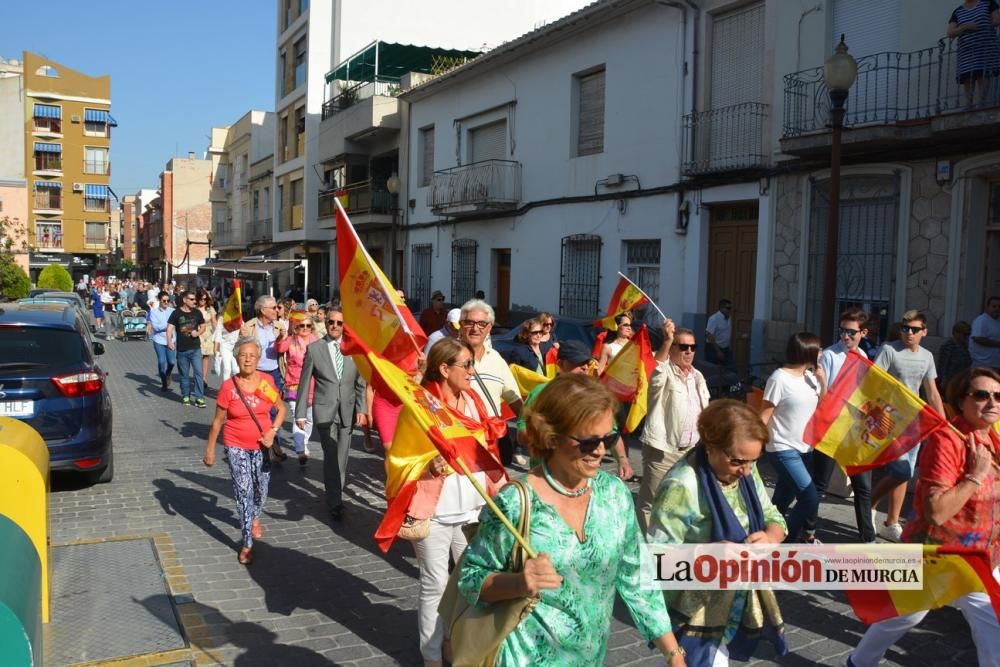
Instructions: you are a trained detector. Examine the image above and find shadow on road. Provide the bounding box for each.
[153,478,241,549]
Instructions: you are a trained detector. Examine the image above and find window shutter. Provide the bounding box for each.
[710,3,764,109]
[832,0,901,57]
[470,121,506,163]
[421,127,435,186]
[577,70,605,156]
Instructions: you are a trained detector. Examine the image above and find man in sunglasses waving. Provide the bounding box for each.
[637,318,711,532]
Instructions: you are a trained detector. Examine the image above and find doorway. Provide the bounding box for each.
[494,249,511,327]
[707,203,758,374]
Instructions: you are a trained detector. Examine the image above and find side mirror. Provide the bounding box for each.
[92,341,105,356]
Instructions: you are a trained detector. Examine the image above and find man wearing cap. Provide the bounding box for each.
[418,290,448,333]
[514,339,634,480]
[424,308,462,354]
[638,318,711,532]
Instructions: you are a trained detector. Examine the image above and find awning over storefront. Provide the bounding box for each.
[34,104,61,118]
[196,258,303,280]
[325,41,480,83]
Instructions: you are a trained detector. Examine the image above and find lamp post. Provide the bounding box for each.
[386,172,401,284]
[820,35,858,344]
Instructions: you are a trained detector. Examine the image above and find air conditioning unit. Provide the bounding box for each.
[72,183,84,192]
[70,115,81,123]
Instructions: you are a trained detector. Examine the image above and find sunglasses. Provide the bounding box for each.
[900,325,925,334]
[295,323,313,329]
[543,322,554,328]
[529,329,544,335]
[461,320,490,330]
[839,327,862,337]
[564,430,619,455]
[672,343,697,352]
[450,359,475,370]
[326,319,344,327]
[726,454,760,467]
[618,323,633,328]
[969,390,1000,402]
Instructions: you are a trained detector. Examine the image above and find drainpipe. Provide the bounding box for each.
[656,0,700,181]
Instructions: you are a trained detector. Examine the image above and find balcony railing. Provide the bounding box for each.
[683,102,770,175]
[318,180,398,218]
[250,218,272,242]
[783,36,997,137]
[428,160,522,215]
[83,160,110,175]
[34,225,63,249]
[322,79,399,120]
[34,155,62,172]
[33,192,62,210]
[84,198,111,213]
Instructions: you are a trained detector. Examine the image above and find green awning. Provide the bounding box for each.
[325,41,480,84]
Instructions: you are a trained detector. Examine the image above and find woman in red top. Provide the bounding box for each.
[850,367,1000,666]
[204,336,287,565]
[276,310,318,464]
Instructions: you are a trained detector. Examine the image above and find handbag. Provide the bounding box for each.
[397,514,431,541]
[438,479,538,667]
[232,378,273,449]
[472,370,516,466]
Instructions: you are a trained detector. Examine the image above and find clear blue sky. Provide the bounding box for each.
[0,0,275,197]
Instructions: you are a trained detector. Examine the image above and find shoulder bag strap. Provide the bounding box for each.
[472,369,502,419]
[233,378,266,435]
[509,479,532,571]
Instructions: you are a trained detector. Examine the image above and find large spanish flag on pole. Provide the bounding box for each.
[594,273,650,331]
[221,279,243,332]
[847,546,1000,624]
[335,199,427,372]
[599,325,655,433]
[803,353,948,475]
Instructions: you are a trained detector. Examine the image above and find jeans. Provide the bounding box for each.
[176,348,204,399]
[153,342,176,384]
[804,450,837,535]
[768,449,818,543]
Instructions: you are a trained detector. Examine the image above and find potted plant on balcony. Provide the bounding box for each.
[338,82,358,109]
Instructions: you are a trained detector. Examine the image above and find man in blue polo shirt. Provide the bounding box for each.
[147,291,176,392]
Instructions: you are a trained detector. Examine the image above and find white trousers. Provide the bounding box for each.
[218,343,237,380]
[413,520,469,662]
[287,399,312,454]
[851,566,1000,667]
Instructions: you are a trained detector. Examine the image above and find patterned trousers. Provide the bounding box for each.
[225,445,271,548]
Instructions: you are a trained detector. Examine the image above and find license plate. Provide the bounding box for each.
[1,400,34,417]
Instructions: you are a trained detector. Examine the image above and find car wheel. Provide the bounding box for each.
[91,450,114,484]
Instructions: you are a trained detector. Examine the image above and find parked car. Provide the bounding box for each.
[19,292,94,332]
[491,315,600,362]
[0,303,113,483]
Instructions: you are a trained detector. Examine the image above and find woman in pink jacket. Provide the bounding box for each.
[276,310,318,464]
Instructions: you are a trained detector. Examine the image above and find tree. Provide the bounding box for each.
[0,215,27,255]
[0,254,30,300]
[37,264,73,292]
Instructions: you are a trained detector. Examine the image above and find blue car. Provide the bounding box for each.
[490,315,599,362]
[0,303,113,483]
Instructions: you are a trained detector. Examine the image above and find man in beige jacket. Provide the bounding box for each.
[638,318,711,532]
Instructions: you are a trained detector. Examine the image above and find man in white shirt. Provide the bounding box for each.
[705,299,734,368]
[969,296,1000,370]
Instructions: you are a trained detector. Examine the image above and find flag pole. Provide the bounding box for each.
[617,271,666,321]
[451,456,538,560]
[334,198,424,357]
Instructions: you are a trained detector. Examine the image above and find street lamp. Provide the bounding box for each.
[386,172,401,283]
[820,34,858,344]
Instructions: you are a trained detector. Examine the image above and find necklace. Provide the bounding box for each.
[542,461,591,497]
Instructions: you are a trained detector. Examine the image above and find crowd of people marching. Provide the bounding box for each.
[87,271,1000,666]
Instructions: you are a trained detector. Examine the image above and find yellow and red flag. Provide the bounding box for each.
[510,364,550,399]
[803,353,948,475]
[335,200,427,372]
[594,275,649,331]
[351,333,506,552]
[255,378,280,404]
[544,345,559,379]
[599,325,655,433]
[592,330,608,360]
[221,279,243,332]
[847,546,1000,624]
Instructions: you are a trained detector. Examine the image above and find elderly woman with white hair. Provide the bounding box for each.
[204,336,287,565]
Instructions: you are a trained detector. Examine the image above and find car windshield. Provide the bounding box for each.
[0,326,88,370]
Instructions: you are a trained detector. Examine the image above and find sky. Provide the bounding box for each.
[0,0,276,197]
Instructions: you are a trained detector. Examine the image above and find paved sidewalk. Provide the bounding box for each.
[46,339,977,666]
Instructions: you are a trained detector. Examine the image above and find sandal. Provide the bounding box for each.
[251,519,263,539]
[238,547,253,565]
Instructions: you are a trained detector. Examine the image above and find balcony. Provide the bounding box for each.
[318,180,398,227]
[34,224,63,250]
[683,102,770,177]
[428,160,522,217]
[782,36,1000,158]
[33,155,62,173]
[322,79,399,120]
[84,198,111,213]
[249,218,272,242]
[33,191,62,212]
[83,160,110,175]
[212,226,245,248]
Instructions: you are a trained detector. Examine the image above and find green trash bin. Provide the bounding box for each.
[0,513,41,666]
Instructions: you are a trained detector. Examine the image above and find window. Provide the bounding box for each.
[294,106,305,157]
[85,222,107,246]
[294,37,307,89]
[277,183,285,228]
[411,243,433,312]
[33,104,61,133]
[291,178,304,229]
[469,121,506,163]
[559,234,602,317]
[576,69,605,156]
[216,163,228,190]
[253,190,260,219]
[451,239,478,305]
[263,187,270,214]
[284,0,292,28]
[299,0,309,14]
[279,52,288,96]
[33,181,62,210]
[33,142,62,171]
[280,114,289,161]
[35,222,62,248]
[35,65,59,78]
[623,240,661,325]
[84,147,108,175]
[84,184,110,212]
[83,109,109,136]
[420,127,435,186]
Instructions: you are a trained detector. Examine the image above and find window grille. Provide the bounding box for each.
[560,234,602,318]
[451,239,478,306]
[410,244,432,313]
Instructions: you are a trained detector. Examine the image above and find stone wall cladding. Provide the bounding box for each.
[905,160,950,334]
[772,174,803,324]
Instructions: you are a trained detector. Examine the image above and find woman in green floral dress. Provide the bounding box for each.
[457,374,687,666]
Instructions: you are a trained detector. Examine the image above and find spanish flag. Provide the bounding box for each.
[803,353,948,475]
[352,335,506,552]
[221,279,243,332]
[847,546,1000,624]
[594,275,649,331]
[544,345,559,379]
[335,200,427,372]
[511,364,550,399]
[255,378,280,404]
[599,325,655,433]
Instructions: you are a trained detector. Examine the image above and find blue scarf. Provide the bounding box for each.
[694,445,765,542]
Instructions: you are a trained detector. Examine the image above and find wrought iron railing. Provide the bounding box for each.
[33,155,62,171]
[34,224,62,249]
[783,35,999,137]
[33,192,61,210]
[321,79,399,120]
[250,218,272,242]
[683,102,770,175]
[428,160,522,212]
[318,180,398,218]
[83,160,110,175]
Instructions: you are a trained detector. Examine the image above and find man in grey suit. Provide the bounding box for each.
[295,308,367,520]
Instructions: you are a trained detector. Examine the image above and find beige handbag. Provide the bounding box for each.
[439,479,538,667]
[397,514,431,541]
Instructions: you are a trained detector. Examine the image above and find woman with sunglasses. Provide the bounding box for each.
[596,312,634,375]
[537,311,558,355]
[457,373,684,666]
[196,290,218,383]
[647,399,788,666]
[410,338,507,667]
[506,317,548,374]
[849,367,1000,666]
[275,310,319,464]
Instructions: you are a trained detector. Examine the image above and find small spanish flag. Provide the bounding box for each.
[511,364,550,399]
[847,546,1000,624]
[221,279,243,332]
[255,379,280,405]
[544,345,559,379]
[599,325,655,434]
[803,353,948,475]
[594,275,649,331]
